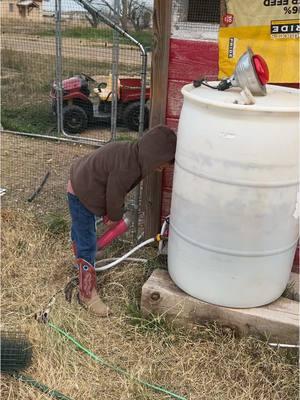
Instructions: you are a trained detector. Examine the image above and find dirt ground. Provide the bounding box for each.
[1,34,151,66]
[1,131,138,218]
[1,132,94,216]
[1,133,299,400]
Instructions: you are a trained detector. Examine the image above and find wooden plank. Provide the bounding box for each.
[143,0,173,239]
[163,39,219,226]
[165,117,179,131]
[149,0,172,128]
[166,40,219,120]
[166,79,187,119]
[142,171,162,235]
[162,164,174,189]
[160,189,172,222]
[168,39,219,81]
[141,269,299,344]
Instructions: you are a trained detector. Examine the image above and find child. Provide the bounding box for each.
[67,124,177,317]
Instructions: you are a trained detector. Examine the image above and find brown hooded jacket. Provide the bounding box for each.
[70,124,177,220]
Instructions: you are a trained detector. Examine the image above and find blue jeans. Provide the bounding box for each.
[67,192,97,265]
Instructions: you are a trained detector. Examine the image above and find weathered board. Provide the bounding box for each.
[141,269,299,344]
[166,39,219,125]
[143,0,173,238]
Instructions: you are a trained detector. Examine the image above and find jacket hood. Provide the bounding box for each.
[137,125,177,177]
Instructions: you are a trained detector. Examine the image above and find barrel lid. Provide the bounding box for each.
[182,83,299,112]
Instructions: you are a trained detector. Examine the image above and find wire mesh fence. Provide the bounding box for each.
[171,0,220,40]
[1,132,93,217]
[55,0,151,144]
[1,13,57,135]
[1,0,152,141]
[1,131,144,243]
[1,0,153,239]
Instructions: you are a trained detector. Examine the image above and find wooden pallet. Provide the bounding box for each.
[141,269,299,344]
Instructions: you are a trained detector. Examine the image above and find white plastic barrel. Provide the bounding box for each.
[168,83,299,308]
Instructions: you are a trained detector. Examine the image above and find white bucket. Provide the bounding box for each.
[168,83,299,308]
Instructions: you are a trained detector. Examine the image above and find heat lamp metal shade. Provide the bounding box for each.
[231,48,268,96]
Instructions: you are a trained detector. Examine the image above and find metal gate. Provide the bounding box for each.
[55,0,149,146]
[1,0,152,239]
[2,0,150,144]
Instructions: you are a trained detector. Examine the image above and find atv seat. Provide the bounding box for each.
[93,75,120,102]
[93,87,113,102]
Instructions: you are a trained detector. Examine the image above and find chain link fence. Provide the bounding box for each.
[1,0,153,239]
[171,0,220,40]
[1,0,152,140]
[1,11,57,135]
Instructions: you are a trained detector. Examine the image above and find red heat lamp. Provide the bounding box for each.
[217,47,269,96]
[252,54,269,85]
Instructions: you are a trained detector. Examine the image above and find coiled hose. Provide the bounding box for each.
[95,216,170,273]
[95,238,155,272]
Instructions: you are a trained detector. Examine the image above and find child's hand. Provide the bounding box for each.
[103,215,110,225]
[103,215,121,226]
[103,215,115,226]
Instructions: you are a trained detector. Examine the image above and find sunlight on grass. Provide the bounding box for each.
[38,26,153,48]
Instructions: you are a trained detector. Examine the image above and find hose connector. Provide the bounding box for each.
[155,234,162,242]
[155,234,168,242]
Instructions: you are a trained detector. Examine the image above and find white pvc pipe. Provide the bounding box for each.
[2,129,105,146]
[95,238,155,272]
[96,257,147,265]
[269,343,300,348]
[158,217,169,254]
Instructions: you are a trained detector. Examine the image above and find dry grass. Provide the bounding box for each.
[1,133,93,216]
[0,133,139,224]
[1,208,299,400]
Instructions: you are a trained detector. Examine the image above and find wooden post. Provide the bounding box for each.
[143,0,172,238]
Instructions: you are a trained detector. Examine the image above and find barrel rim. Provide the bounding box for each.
[182,83,299,113]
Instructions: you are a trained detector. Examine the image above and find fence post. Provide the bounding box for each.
[55,0,63,136]
[111,0,120,142]
[143,0,172,239]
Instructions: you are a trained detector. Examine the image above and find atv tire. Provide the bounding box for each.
[63,105,88,134]
[123,102,149,132]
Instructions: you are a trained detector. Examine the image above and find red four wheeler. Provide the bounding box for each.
[50,73,150,134]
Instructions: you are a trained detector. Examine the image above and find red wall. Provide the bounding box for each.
[161,38,219,220]
[165,38,219,130]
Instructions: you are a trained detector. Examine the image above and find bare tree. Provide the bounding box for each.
[84,6,101,27]
[128,0,151,31]
[81,0,113,28]
[76,0,152,31]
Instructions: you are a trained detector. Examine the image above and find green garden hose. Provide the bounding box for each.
[48,322,187,400]
[13,373,72,400]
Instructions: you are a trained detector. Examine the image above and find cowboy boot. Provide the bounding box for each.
[71,241,77,258]
[70,241,79,271]
[78,258,110,317]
